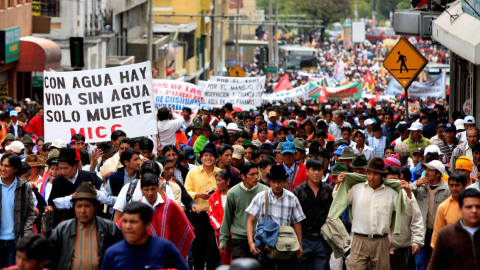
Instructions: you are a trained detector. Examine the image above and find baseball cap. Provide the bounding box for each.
[465,116,476,124]
[456,156,473,172]
[424,160,446,175]
[408,122,423,131]
[413,148,425,156]
[454,119,465,130]
[443,122,456,132]
[334,145,348,156]
[281,142,296,154]
[232,145,245,159]
[268,111,277,118]
[6,141,24,154]
[9,111,17,117]
[202,105,212,111]
[375,105,382,111]
[184,146,195,160]
[49,139,67,149]
[424,145,443,156]
[364,119,374,126]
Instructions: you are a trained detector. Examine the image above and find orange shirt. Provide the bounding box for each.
[431,196,461,248]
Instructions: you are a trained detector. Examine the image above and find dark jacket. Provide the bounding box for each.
[428,220,480,270]
[0,178,35,241]
[422,119,438,139]
[381,123,396,141]
[7,121,26,138]
[46,217,124,270]
[177,163,189,182]
[48,170,104,227]
[106,167,137,197]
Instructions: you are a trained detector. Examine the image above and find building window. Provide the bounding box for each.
[35,0,60,17]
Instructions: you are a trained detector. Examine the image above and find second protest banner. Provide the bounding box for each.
[199,78,264,110]
[153,80,205,115]
[43,61,156,143]
[308,81,362,100]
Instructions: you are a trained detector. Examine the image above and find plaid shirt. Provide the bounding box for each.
[71,220,99,270]
[174,166,183,184]
[246,188,305,227]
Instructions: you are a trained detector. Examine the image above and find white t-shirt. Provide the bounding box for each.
[113,181,175,212]
[157,113,184,146]
[221,194,227,210]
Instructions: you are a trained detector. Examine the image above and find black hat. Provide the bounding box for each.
[298,110,307,117]
[259,144,274,156]
[273,126,286,137]
[365,157,388,174]
[98,142,117,156]
[199,142,219,158]
[267,164,289,180]
[71,182,98,203]
[57,147,78,163]
[307,141,321,157]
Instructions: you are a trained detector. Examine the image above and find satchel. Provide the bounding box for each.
[263,190,300,260]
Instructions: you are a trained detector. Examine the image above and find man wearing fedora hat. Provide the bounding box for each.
[246,164,305,269]
[185,142,222,270]
[89,142,117,173]
[47,182,123,270]
[334,157,414,270]
[293,158,334,270]
[338,147,355,173]
[350,154,368,175]
[48,148,107,228]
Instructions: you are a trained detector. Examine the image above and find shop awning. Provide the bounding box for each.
[432,0,480,64]
[16,36,61,72]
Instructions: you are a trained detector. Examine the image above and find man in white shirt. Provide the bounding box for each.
[328,111,352,141]
[157,107,184,147]
[335,157,413,270]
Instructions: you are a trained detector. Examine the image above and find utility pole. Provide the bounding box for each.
[274,0,279,68]
[235,0,240,65]
[219,0,225,75]
[268,0,273,67]
[211,0,217,75]
[147,0,153,63]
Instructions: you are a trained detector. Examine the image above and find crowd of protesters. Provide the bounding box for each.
[0,88,479,270]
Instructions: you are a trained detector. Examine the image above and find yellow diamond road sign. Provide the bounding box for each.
[383,37,428,89]
[229,65,246,77]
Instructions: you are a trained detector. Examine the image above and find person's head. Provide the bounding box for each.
[341,127,352,142]
[182,107,192,118]
[163,145,178,165]
[384,145,395,158]
[464,116,476,130]
[467,128,480,148]
[118,137,134,157]
[157,107,170,121]
[209,133,223,148]
[458,189,480,228]
[1,153,22,180]
[140,173,159,205]
[138,138,154,160]
[72,182,99,225]
[15,234,49,270]
[257,128,268,142]
[412,149,425,166]
[157,156,174,179]
[400,167,412,181]
[37,108,44,120]
[111,130,127,148]
[448,171,467,201]
[353,130,366,145]
[200,142,218,167]
[384,111,393,127]
[244,115,254,128]
[140,160,161,177]
[306,158,324,184]
[267,164,288,196]
[217,144,234,167]
[120,148,141,172]
[443,123,456,143]
[19,162,32,182]
[372,123,382,139]
[259,156,275,181]
[71,134,86,151]
[324,110,333,123]
[408,122,423,141]
[280,142,296,166]
[456,156,473,180]
[255,114,264,125]
[424,160,444,183]
[122,202,153,245]
[235,131,250,145]
[202,124,212,138]
[240,162,259,189]
[386,166,401,180]
[333,110,344,125]
[232,145,245,168]
[365,157,388,189]
[215,169,232,192]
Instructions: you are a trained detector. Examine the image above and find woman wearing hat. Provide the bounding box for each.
[187,122,203,147]
[24,155,46,185]
[300,118,317,140]
[37,150,60,212]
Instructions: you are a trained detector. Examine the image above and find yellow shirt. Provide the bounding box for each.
[431,195,461,248]
[185,165,220,211]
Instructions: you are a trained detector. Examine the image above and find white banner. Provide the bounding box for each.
[153,80,205,115]
[44,62,156,143]
[209,75,266,85]
[386,72,446,99]
[263,84,309,103]
[199,80,264,110]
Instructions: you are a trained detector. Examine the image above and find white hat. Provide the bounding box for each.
[375,105,382,111]
[325,105,331,110]
[408,122,423,131]
[424,160,445,175]
[6,141,24,154]
[424,145,443,156]
[454,119,465,130]
[226,123,241,134]
[216,121,227,128]
[465,116,476,124]
[49,139,67,149]
[364,119,374,126]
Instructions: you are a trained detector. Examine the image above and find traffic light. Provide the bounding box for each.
[69,37,85,69]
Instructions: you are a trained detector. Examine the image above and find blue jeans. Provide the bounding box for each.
[0,239,16,268]
[415,230,432,270]
[296,234,331,270]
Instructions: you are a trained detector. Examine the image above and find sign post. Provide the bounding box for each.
[383,37,427,121]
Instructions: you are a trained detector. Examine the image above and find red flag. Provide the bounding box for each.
[274,75,293,93]
[319,84,328,103]
[365,71,374,86]
[369,91,381,106]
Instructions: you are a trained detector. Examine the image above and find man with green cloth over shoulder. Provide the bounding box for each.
[331,157,415,270]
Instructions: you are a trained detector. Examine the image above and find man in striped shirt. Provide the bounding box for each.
[435,123,459,164]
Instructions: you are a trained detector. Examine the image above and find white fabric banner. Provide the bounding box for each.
[386,72,446,99]
[263,84,309,103]
[43,62,156,143]
[153,79,205,115]
[199,80,264,110]
[209,75,266,85]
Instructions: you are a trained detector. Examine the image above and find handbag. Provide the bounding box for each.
[263,190,300,260]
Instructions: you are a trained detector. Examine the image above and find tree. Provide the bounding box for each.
[287,0,351,41]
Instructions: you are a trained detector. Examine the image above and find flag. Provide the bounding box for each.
[274,75,293,93]
[365,71,374,86]
[371,81,376,93]
[369,91,380,106]
[318,84,328,103]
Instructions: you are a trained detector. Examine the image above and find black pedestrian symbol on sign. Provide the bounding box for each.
[396,51,408,73]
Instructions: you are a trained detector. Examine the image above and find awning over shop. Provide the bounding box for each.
[16,36,61,72]
[432,0,480,64]
[153,21,197,33]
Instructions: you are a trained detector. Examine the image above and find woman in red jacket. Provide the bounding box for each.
[208,169,233,265]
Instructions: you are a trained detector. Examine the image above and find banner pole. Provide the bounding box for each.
[405,85,409,122]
